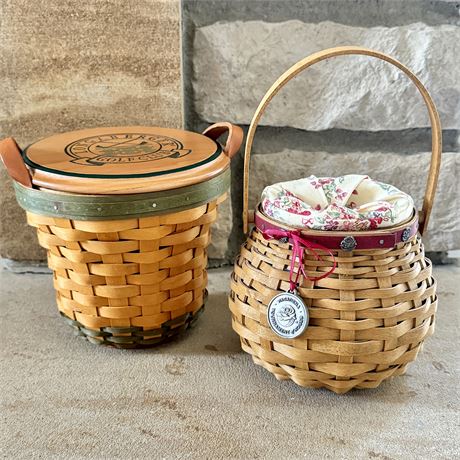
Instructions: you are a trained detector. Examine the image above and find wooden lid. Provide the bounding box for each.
[23,126,229,194]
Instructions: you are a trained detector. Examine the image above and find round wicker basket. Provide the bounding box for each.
[1,123,243,348]
[229,47,441,393]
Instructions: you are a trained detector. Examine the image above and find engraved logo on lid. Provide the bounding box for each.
[65,133,191,166]
[267,291,309,339]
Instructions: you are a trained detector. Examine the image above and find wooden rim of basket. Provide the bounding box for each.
[13,167,230,221]
[242,46,442,236]
[254,204,418,250]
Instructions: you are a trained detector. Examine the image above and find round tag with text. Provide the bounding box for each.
[267,292,309,339]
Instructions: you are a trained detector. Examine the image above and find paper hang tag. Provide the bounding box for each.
[267,291,309,339]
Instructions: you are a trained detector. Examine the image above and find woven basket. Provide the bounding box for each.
[230,47,442,393]
[1,123,242,348]
[25,197,224,347]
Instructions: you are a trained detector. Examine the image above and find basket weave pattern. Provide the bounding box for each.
[27,197,224,348]
[229,229,437,393]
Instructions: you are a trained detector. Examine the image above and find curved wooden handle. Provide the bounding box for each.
[243,46,442,235]
[203,122,244,159]
[0,137,33,188]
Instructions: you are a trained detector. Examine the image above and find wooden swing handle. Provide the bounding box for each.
[242,46,442,236]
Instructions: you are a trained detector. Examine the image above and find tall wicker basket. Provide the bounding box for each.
[1,123,243,348]
[229,47,441,393]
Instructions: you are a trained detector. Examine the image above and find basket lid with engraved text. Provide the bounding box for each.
[18,124,242,194]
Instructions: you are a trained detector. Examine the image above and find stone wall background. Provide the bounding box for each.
[183,0,460,263]
[0,0,182,260]
[1,0,459,263]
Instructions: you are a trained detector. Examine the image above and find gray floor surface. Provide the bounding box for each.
[1,263,459,459]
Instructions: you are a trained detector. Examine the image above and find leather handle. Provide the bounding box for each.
[0,137,33,188]
[242,46,442,235]
[203,122,244,160]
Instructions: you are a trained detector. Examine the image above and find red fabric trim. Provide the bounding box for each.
[255,211,418,250]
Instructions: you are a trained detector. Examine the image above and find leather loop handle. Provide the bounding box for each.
[0,137,33,188]
[243,46,442,235]
[203,122,244,160]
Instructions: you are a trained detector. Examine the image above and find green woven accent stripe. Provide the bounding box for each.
[60,306,204,349]
[14,168,230,221]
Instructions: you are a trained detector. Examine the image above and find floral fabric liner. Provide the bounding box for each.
[261,174,414,231]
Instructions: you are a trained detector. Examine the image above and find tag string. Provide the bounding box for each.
[262,229,337,292]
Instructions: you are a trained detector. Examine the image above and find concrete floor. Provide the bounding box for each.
[1,263,459,460]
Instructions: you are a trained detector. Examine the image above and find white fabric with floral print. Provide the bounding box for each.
[261,174,414,231]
